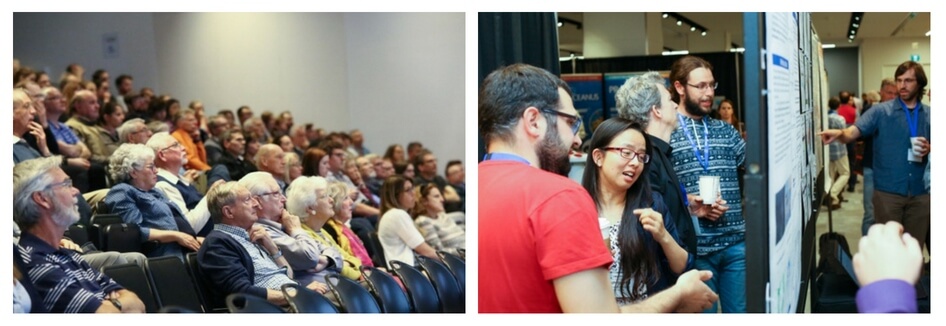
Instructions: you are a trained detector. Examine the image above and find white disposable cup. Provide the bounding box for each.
[699,175,720,205]
[911,137,924,156]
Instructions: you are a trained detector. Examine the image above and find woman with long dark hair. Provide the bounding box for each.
[582,118,692,304]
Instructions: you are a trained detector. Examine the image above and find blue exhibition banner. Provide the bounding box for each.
[562,74,603,141]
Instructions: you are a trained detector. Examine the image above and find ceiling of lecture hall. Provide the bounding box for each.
[557,12,931,56]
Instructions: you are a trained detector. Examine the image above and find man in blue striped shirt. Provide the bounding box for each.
[668,56,747,313]
[14,156,146,313]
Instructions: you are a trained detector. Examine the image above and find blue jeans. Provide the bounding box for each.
[861,167,874,236]
[694,241,746,313]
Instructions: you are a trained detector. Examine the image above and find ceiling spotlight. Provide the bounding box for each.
[701,31,707,36]
[849,35,855,39]
[663,13,669,19]
[926,30,931,36]
[690,26,696,31]
[677,20,682,26]
[855,16,860,21]
[852,23,859,28]
[557,22,563,27]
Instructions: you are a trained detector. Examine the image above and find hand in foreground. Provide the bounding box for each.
[818,129,842,144]
[635,208,668,243]
[673,270,718,313]
[853,221,923,287]
[688,194,728,221]
[306,281,330,294]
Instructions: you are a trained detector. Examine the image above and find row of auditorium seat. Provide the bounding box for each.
[101,250,465,313]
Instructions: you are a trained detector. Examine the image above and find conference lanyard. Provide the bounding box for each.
[678,113,710,172]
[898,97,920,137]
[482,152,531,165]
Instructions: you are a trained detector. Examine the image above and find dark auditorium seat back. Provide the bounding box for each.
[146,255,204,313]
[390,260,441,313]
[417,256,464,313]
[326,274,382,313]
[102,263,160,313]
[361,266,412,313]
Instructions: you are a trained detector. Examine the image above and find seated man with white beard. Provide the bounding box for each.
[14,156,146,313]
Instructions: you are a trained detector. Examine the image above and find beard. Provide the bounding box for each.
[536,125,572,177]
[684,95,710,117]
[51,197,81,228]
[901,87,920,103]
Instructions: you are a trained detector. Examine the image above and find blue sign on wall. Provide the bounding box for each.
[562,74,603,141]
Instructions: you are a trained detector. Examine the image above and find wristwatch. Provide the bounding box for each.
[270,249,284,260]
[109,298,123,311]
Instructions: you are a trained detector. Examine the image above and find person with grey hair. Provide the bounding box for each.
[171,108,211,171]
[238,172,338,295]
[287,176,365,281]
[103,143,201,260]
[147,132,218,236]
[65,89,110,165]
[289,124,310,156]
[614,71,717,255]
[255,143,288,191]
[243,116,269,145]
[117,118,152,145]
[14,156,146,313]
[205,114,229,164]
[198,181,328,307]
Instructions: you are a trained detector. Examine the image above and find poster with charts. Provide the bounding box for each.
[765,12,802,314]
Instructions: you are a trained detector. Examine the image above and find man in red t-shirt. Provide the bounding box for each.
[838,91,857,124]
[478,64,717,313]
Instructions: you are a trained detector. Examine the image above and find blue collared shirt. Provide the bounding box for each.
[48,120,80,145]
[855,99,930,197]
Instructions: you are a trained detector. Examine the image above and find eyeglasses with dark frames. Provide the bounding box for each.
[539,108,583,135]
[686,82,718,91]
[601,147,650,164]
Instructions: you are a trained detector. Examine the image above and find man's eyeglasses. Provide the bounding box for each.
[540,108,583,135]
[686,82,718,92]
[138,164,157,172]
[161,142,183,152]
[256,190,284,200]
[601,147,650,164]
[44,179,74,191]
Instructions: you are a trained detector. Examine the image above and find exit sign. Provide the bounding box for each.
[911,54,921,62]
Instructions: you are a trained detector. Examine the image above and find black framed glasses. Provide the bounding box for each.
[601,147,650,164]
[540,108,583,135]
[686,82,718,91]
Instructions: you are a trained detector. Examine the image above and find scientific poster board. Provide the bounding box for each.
[764,12,804,313]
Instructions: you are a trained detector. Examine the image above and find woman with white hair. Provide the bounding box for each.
[377,175,439,268]
[323,181,375,268]
[286,176,363,281]
[103,143,201,260]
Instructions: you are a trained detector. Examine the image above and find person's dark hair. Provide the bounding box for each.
[380,175,411,215]
[165,98,181,122]
[393,161,413,175]
[384,144,404,162]
[669,56,713,104]
[718,99,738,123]
[115,74,133,88]
[828,97,840,111]
[302,147,329,177]
[148,97,167,121]
[444,160,462,177]
[479,63,572,146]
[98,100,122,126]
[92,69,108,85]
[895,61,928,102]
[411,148,433,171]
[839,91,851,105]
[581,117,658,302]
[319,140,345,155]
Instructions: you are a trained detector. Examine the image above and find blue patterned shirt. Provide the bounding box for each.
[215,223,296,290]
[17,233,124,313]
[827,111,848,161]
[48,120,80,145]
[670,114,746,256]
